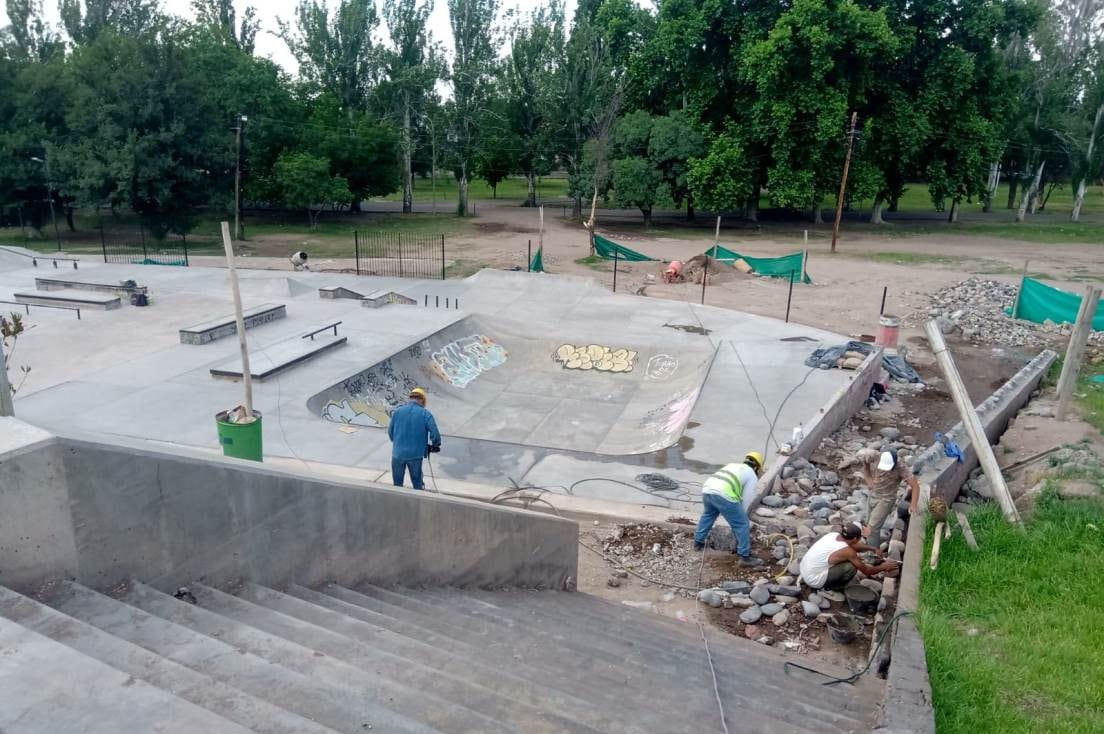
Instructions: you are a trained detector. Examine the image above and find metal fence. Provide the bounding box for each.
[354,231,445,280]
[102,241,189,266]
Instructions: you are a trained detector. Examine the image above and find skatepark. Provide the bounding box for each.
[0,246,856,509]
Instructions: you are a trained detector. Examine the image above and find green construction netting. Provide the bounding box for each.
[593,234,658,262]
[530,247,545,273]
[708,245,811,283]
[1010,277,1104,329]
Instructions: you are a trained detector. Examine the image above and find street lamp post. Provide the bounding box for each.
[232,115,247,241]
[31,152,62,252]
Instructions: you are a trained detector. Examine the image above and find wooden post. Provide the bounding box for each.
[929,522,945,570]
[1010,261,1030,318]
[612,246,618,292]
[527,239,532,272]
[221,222,253,419]
[701,256,708,305]
[830,111,859,254]
[0,336,14,417]
[1056,285,1102,420]
[955,511,979,551]
[713,215,721,255]
[586,189,598,255]
[925,320,1021,524]
[538,205,544,268]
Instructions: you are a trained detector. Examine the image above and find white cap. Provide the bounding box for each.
[878,451,896,471]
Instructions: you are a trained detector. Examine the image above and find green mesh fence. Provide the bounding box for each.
[1010,277,1104,329]
[708,245,811,283]
[593,234,658,261]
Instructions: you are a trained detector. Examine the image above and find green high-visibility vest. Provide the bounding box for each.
[702,463,745,503]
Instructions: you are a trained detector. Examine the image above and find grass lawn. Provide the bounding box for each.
[1078,373,1104,434]
[919,485,1104,733]
[373,173,569,203]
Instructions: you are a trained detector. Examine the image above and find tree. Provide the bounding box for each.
[381,0,443,214]
[505,1,564,207]
[304,94,401,209]
[59,0,162,45]
[610,110,658,224]
[279,0,379,111]
[273,150,351,227]
[191,0,259,54]
[687,128,755,214]
[3,0,63,60]
[648,110,704,218]
[473,100,518,197]
[447,0,498,216]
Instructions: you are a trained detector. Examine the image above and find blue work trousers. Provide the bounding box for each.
[392,457,424,490]
[694,492,751,557]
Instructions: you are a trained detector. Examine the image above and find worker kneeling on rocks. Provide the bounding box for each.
[800,523,900,591]
[693,452,765,567]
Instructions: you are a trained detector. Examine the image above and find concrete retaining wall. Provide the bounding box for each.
[0,431,579,594]
[873,348,1057,734]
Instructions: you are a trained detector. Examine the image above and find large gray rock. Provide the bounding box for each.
[820,471,840,486]
[801,601,821,618]
[774,595,799,605]
[809,496,833,512]
[719,580,752,594]
[730,595,757,608]
[819,590,845,603]
[759,603,784,616]
[771,609,790,626]
[739,606,763,624]
[749,585,771,605]
[781,466,795,480]
[880,427,901,441]
[768,584,802,596]
[760,495,785,508]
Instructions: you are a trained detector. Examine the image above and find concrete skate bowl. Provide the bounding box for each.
[308,315,717,455]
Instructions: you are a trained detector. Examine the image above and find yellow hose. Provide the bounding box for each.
[766,532,796,582]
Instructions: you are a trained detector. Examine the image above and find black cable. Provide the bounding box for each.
[783,610,915,686]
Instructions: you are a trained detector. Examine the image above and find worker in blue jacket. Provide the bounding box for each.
[388,387,441,490]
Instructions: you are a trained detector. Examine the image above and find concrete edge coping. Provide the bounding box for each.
[872,348,1057,734]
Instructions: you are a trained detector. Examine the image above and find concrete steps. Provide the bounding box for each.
[0,580,881,733]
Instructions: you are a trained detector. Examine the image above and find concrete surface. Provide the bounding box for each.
[2,256,852,507]
[0,426,578,593]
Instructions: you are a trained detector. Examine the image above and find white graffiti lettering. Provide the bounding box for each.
[430,334,508,388]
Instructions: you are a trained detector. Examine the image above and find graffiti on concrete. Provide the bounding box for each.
[553,344,637,372]
[429,334,508,388]
[645,354,679,380]
[640,388,699,436]
[321,398,392,427]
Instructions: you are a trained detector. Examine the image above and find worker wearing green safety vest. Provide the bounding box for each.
[694,452,765,567]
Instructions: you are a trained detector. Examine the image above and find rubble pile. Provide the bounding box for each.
[959,444,1103,510]
[600,523,701,594]
[905,277,1104,358]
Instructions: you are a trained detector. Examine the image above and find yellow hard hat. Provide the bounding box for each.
[409,387,427,400]
[744,451,765,472]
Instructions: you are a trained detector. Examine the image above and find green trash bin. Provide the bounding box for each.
[215,409,263,462]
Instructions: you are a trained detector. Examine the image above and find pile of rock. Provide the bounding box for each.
[601,523,701,594]
[904,277,1103,354]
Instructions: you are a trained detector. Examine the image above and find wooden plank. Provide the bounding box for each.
[955,511,979,551]
[930,522,945,570]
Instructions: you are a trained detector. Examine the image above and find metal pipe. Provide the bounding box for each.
[786,270,795,323]
[879,286,887,316]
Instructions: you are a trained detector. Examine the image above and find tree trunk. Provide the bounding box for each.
[402,95,413,215]
[525,170,536,207]
[813,205,824,225]
[1040,181,1057,210]
[492,183,497,199]
[1007,176,1019,209]
[1017,160,1045,222]
[746,188,759,222]
[982,161,1000,213]
[888,195,899,212]
[948,199,960,223]
[686,193,695,222]
[458,163,469,217]
[1071,102,1104,222]
[572,196,582,219]
[1071,178,1088,222]
[870,193,885,224]
[642,208,652,226]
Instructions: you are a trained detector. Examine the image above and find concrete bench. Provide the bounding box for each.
[209,325,346,381]
[179,303,286,345]
[35,277,146,297]
[14,291,120,310]
[361,290,417,308]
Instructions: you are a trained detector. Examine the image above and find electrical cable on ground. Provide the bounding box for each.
[699,621,732,734]
[783,610,916,686]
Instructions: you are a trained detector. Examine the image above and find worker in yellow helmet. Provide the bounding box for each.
[693,451,765,567]
[388,387,441,490]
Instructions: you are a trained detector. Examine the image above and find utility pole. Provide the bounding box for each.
[1056,285,1102,420]
[830,112,859,254]
[232,115,247,241]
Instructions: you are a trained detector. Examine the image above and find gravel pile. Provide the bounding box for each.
[904,277,1104,356]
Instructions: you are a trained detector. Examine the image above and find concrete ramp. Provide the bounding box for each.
[309,315,715,455]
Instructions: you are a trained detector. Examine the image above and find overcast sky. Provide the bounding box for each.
[0,0,578,76]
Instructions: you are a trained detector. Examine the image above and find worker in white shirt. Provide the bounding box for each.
[800,523,900,591]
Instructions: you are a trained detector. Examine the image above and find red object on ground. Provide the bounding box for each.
[664,260,683,283]
[876,314,900,352]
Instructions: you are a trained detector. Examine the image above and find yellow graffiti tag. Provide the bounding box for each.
[553,344,637,372]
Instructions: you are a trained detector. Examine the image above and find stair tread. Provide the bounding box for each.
[356,584,875,731]
[45,581,439,734]
[192,582,597,734]
[0,585,337,734]
[0,616,252,734]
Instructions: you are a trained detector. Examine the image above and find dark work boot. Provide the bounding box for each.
[737,555,764,568]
